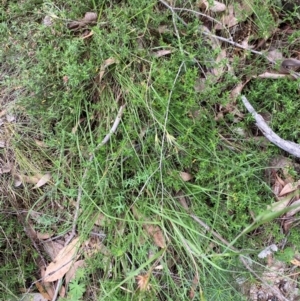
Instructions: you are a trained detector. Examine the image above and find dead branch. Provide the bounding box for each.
[241,96,300,158]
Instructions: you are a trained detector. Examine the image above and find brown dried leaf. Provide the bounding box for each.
[33,173,52,189]
[94,213,108,226]
[0,162,12,174]
[180,171,193,182]
[200,0,226,12]
[268,196,291,213]
[158,25,171,34]
[143,224,166,249]
[152,49,173,58]
[67,12,97,30]
[67,21,82,29]
[214,5,238,29]
[40,269,55,299]
[19,174,41,185]
[189,273,199,299]
[13,175,22,187]
[42,283,54,300]
[175,190,190,210]
[98,58,118,83]
[283,218,294,233]
[136,273,151,291]
[43,241,64,261]
[44,238,80,282]
[132,206,167,248]
[83,237,110,258]
[273,176,284,197]
[35,281,52,301]
[223,5,238,27]
[230,79,251,101]
[35,140,47,147]
[59,285,66,298]
[82,30,94,39]
[26,175,42,184]
[279,181,300,196]
[291,258,300,267]
[36,232,54,240]
[65,260,86,286]
[211,48,227,78]
[285,199,300,218]
[71,118,85,134]
[83,12,97,22]
[0,109,6,117]
[43,16,53,27]
[275,174,285,187]
[23,220,38,240]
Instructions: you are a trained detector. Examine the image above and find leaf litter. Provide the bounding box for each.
[32,173,52,189]
[67,12,98,30]
[97,57,118,83]
[44,237,80,282]
[132,206,167,249]
[198,0,226,13]
[64,260,86,288]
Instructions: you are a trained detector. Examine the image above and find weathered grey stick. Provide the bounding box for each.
[241,95,300,158]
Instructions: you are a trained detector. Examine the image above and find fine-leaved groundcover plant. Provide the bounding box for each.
[1,0,300,300]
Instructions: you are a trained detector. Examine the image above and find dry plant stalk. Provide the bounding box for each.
[241,96,300,158]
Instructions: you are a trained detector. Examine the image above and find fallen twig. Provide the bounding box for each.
[171,7,233,41]
[158,0,275,64]
[94,104,126,151]
[190,214,236,249]
[241,96,300,158]
[65,105,126,244]
[55,105,125,300]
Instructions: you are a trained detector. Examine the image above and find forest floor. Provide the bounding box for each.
[2,1,300,300]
